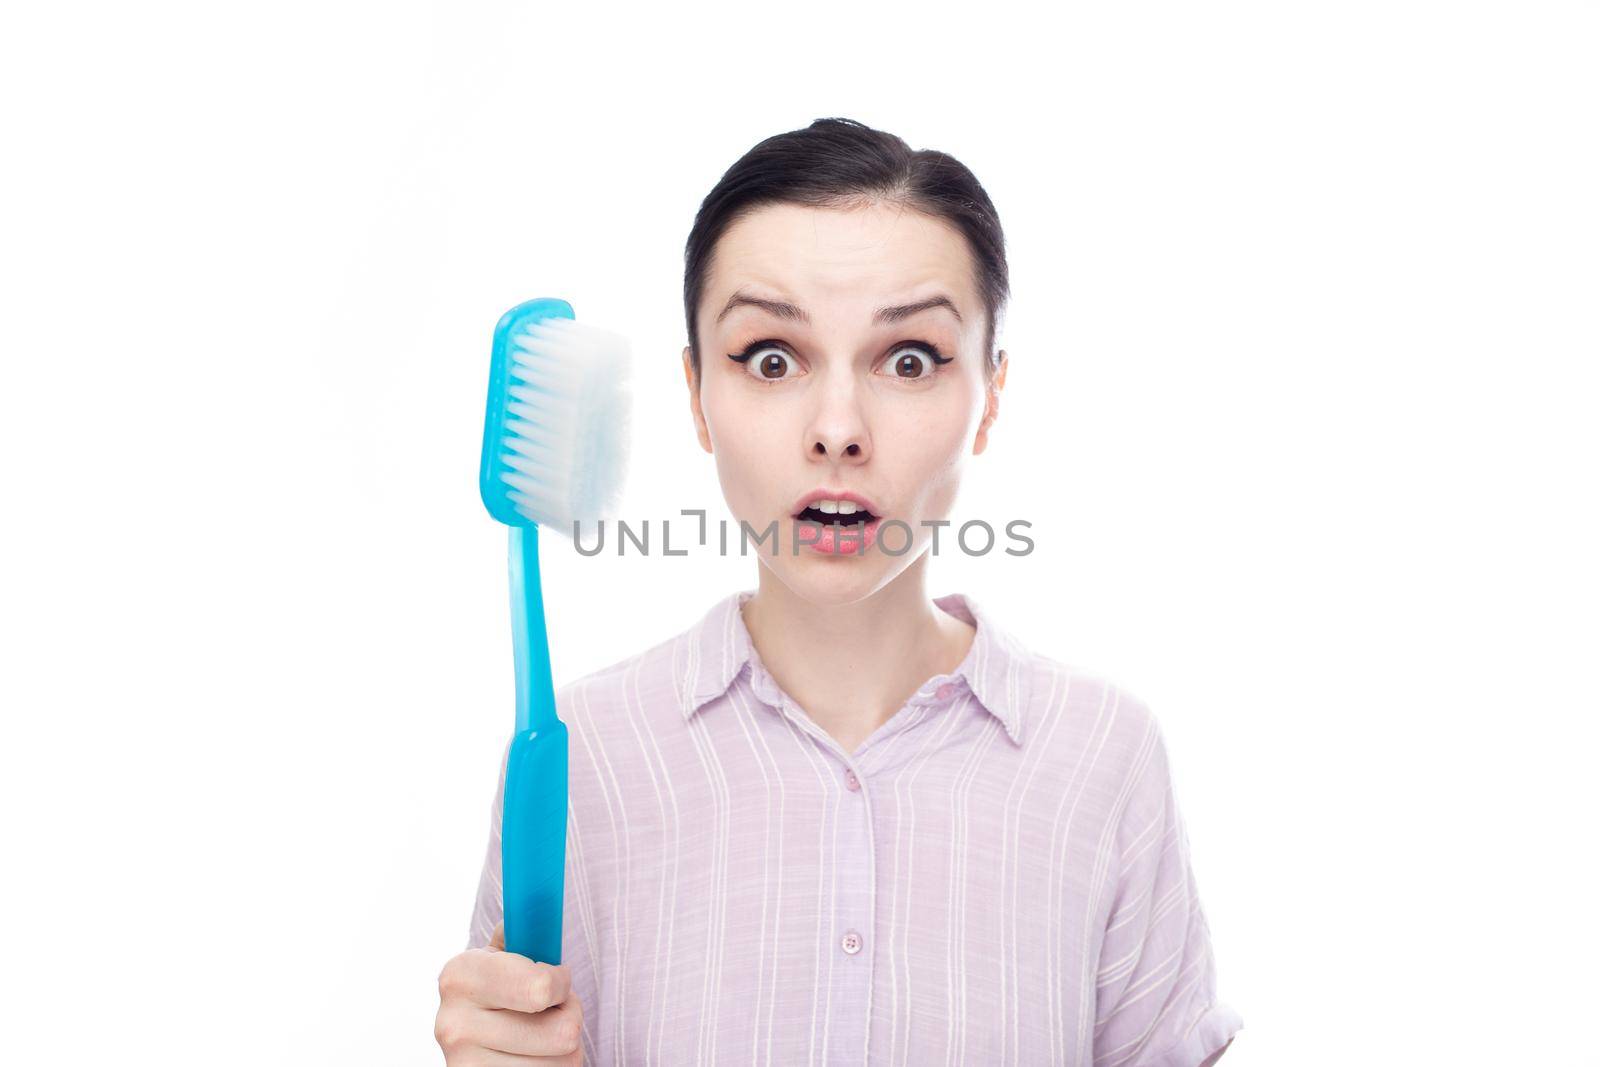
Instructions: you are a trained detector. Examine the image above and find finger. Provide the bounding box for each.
[490,921,505,951]
[461,952,572,1013]
[460,1046,578,1066]
[476,998,584,1058]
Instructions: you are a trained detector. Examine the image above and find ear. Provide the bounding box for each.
[972,349,1008,455]
[684,346,713,454]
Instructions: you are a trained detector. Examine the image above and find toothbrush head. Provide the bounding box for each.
[479,298,633,530]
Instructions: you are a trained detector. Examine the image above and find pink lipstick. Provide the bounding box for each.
[790,488,883,556]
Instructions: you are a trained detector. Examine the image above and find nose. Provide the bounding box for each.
[812,436,865,459]
[806,381,871,465]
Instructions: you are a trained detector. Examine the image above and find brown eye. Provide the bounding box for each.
[728,341,800,382]
[887,346,937,379]
[896,353,926,377]
[757,351,791,379]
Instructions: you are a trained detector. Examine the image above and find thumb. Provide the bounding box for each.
[489,921,505,951]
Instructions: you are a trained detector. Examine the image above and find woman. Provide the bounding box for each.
[436,117,1241,1066]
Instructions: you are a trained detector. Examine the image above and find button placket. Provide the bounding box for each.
[831,753,873,1052]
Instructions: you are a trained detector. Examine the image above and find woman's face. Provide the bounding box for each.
[684,200,1007,606]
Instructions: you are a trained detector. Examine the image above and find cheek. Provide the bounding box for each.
[702,382,788,513]
[880,390,981,506]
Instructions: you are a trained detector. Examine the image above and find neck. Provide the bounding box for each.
[739,554,976,755]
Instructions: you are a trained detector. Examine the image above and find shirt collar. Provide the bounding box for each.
[678,589,1031,747]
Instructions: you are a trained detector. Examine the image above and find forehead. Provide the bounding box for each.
[704,201,978,326]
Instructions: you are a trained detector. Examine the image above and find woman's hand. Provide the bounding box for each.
[435,921,584,1065]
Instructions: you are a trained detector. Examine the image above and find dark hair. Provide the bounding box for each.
[682,117,1009,383]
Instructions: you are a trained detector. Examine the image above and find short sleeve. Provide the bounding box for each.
[465,737,512,950]
[1092,718,1242,1067]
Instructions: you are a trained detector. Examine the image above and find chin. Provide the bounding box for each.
[764,553,905,608]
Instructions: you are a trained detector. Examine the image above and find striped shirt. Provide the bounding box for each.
[467,589,1242,1066]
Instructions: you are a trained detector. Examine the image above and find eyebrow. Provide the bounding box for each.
[715,289,964,327]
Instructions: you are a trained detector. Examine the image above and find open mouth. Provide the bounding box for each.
[793,503,878,526]
[791,497,884,555]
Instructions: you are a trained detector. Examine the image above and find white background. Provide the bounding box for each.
[3,2,1596,1064]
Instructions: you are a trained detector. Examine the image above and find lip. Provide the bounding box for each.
[789,487,883,518]
[789,488,884,557]
[799,517,882,555]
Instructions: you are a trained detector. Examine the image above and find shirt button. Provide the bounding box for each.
[935,683,955,701]
[844,769,861,791]
[841,930,863,955]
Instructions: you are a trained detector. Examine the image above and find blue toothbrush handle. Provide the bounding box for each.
[502,524,567,964]
[502,723,568,963]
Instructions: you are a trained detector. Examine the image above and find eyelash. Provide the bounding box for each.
[726,338,953,384]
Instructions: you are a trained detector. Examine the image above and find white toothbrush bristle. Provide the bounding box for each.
[489,316,632,531]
